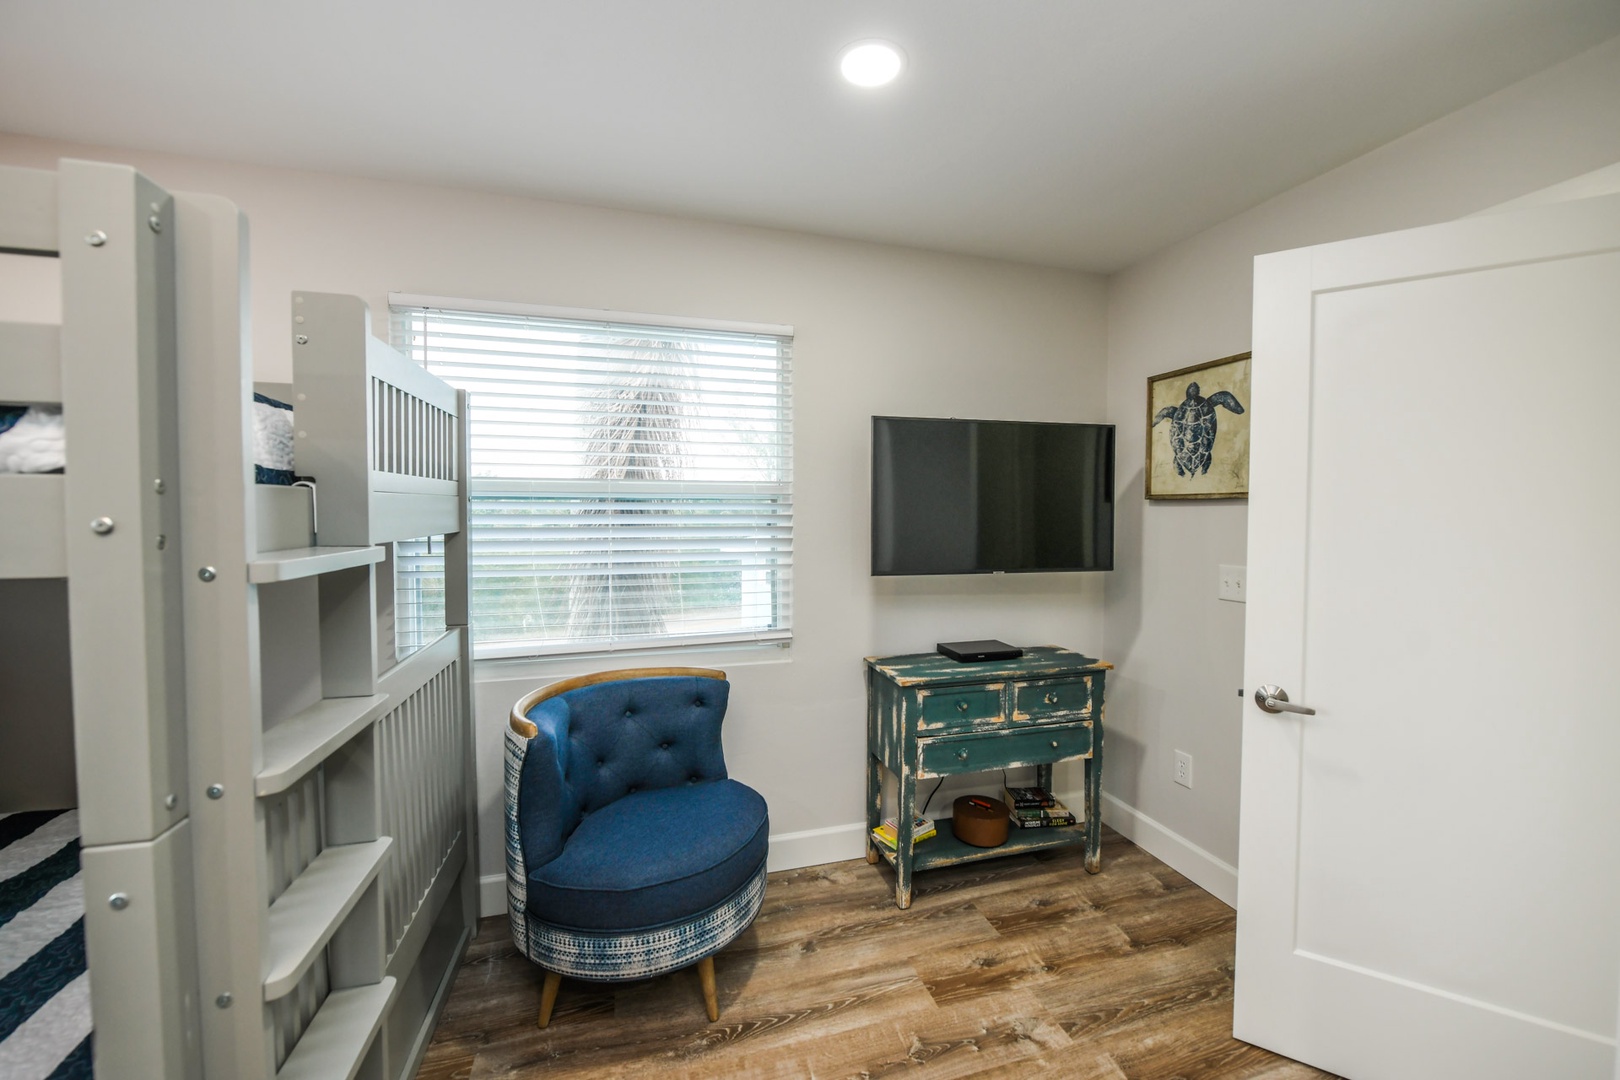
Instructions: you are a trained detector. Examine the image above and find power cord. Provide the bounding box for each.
[918,776,945,818]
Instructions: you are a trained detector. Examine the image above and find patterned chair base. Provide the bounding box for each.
[527,859,767,1026]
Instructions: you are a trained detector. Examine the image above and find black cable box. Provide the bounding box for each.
[936,639,1023,663]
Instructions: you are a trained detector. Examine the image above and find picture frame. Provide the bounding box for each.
[1145,351,1251,500]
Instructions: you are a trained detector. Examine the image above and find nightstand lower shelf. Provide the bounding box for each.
[874,822,1088,873]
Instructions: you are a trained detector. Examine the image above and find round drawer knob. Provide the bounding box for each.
[956,700,969,712]
[1050,740,1060,749]
[955,749,969,760]
[1044,692,1058,705]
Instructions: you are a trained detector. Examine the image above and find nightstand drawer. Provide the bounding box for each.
[913,686,1004,731]
[918,721,1092,777]
[1012,677,1092,722]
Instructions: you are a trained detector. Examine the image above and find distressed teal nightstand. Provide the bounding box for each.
[864,646,1110,908]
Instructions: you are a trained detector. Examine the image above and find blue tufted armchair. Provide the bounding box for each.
[505,667,768,1027]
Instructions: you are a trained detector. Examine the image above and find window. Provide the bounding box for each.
[392,534,445,658]
[390,295,793,659]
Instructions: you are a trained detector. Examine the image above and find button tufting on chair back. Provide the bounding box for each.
[560,677,729,814]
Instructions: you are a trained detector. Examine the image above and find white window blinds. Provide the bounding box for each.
[389,297,793,658]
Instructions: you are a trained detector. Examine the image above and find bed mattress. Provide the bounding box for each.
[0,809,90,1080]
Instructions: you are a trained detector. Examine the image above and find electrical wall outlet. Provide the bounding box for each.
[1174,750,1193,788]
[1218,564,1246,602]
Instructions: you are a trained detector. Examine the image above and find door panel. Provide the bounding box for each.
[1237,194,1620,1079]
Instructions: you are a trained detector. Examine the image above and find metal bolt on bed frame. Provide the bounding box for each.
[90,517,114,535]
[108,894,129,911]
[85,230,106,246]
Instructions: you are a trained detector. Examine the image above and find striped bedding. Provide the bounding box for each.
[0,810,91,1080]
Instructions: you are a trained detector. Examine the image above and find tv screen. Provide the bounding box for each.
[871,416,1114,576]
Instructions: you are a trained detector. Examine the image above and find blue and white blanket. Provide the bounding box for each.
[0,394,298,481]
[0,407,65,474]
[253,393,296,484]
[0,809,90,1080]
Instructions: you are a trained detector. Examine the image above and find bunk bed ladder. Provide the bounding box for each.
[175,198,397,1079]
[177,271,472,1079]
[293,294,477,1080]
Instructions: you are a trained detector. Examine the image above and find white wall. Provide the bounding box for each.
[1100,34,1620,904]
[0,131,1110,905]
[14,30,1615,916]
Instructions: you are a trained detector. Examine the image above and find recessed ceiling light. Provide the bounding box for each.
[840,40,905,88]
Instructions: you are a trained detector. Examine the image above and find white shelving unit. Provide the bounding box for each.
[175,201,477,1079]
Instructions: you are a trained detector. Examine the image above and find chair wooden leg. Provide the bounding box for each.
[538,970,562,1029]
[698,956,719,1022]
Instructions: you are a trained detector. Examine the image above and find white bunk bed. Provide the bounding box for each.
[0,160,477,1080]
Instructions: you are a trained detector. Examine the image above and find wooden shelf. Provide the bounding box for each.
[274,977,396,1080]
[264,839,392,1001]
[248,545,383,584]
[876,822,1088,874]
[257,694,390,797]
[0,474,66,578]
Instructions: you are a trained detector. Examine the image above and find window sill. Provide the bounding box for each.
[470,637,792,684]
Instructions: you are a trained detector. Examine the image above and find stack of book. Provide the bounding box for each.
[870,816,937,852]
[1003,786,1079,829]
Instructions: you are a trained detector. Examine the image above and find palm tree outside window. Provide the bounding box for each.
[389,298,793,659]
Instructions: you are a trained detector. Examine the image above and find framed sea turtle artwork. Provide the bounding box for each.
[1145,351,1251,500]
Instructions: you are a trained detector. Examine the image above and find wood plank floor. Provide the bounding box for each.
[419,827,1337,1079]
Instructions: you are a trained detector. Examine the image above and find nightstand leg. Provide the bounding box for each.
[895,767,916,908]
[1084,730,1104,874]
[866,754,882,864]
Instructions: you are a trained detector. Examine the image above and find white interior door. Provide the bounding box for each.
[1236,192,1620,1079]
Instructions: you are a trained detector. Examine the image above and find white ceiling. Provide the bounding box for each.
[2,1,1616,273]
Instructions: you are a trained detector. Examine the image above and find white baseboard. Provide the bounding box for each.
[480,873,507,919]
[765,821,868,872]
[479,821,871,920]
[1099,792,1238,908]
[481,802,1238,919]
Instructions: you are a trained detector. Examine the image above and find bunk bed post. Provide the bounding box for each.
[445,388,480,940]
[57,158,202,1077]
[173,189,276,1078]
[58,159,188,844]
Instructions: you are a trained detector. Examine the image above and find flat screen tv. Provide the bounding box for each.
[871,415,1114,576]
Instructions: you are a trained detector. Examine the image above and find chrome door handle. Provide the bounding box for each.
[1255,685,1316,716]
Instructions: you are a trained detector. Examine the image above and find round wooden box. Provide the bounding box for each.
[951,795,1010,848]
